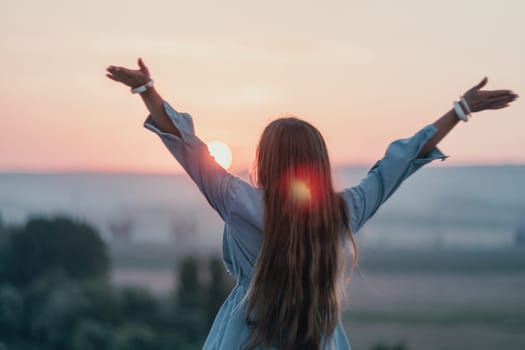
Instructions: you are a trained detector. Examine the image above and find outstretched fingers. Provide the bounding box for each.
[105,65,133,86]
[486,92,519,109]
[105,65,122,81]
[487,102,511,110]
[489,89,512,94]
[488,94,513,102]
[473,76,488,91]
[106,65,132,76]
[106,66,120,77]
[138,57,150,75]
[106,73,120,82]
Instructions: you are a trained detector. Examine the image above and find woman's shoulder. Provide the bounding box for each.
[229,177,261,202]
[228,177,264,226]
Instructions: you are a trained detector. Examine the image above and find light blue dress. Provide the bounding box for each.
[144,101,448,349]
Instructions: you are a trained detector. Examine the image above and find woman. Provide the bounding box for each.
[106,59,518,349]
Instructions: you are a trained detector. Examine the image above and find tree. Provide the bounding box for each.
[119,286,158,325]
[72,320,112,350]
[80,280,121,325]
[204,257,234,326]
[0,285,24,334]
[0,215,7,282]
[174,256,208,343]
[0,213,5,235]
[29,279,89,348]
[111,324,156,350]
[176,256,204,308]
[5,215,110,286]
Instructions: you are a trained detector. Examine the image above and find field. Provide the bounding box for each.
[111,244,525,350]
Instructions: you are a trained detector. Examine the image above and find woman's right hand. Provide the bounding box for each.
[106,57,151,89]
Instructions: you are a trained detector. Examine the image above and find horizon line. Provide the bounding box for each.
[2,162,525,177]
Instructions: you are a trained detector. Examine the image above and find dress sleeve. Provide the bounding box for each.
[143,100,237,220]
[341,124,448,234]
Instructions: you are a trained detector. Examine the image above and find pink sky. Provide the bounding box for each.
[1,0,524,174]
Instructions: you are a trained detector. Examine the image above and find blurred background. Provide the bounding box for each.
[1,0,524,349]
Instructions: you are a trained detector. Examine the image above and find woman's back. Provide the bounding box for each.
[204,180,353,350]
[142,101,447,349]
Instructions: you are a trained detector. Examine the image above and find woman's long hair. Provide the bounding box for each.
[244,117,358,350]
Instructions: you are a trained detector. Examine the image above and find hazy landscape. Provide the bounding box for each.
[1,165,524,349]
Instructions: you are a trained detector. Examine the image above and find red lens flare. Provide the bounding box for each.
[289,179,312,204]
[280,165,325,211]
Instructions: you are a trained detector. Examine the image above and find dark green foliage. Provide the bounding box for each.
[205,256,234,325]
[176,256,204,308]
[0,214,238,350]
[0,214,7,281]
[112,324,156,350]
[3,215,109,287]
[172,255,235,348]
[0,285,24,333]
[119,286,159,325]
[371,343,409,350]
[0,213,5,233]
[78,280,121,325]
[72,320,112,350]
[28,279,90,348]
[174,256,213,343]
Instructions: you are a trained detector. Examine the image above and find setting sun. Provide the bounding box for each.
[207,141,233,170]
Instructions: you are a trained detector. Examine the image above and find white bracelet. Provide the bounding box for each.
[131,79,154,94]
[460,95,472,117]
[453,101,468,122]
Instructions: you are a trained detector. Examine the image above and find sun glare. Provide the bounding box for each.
[207,141,233,170]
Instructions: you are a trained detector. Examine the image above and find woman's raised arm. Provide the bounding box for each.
[106,58,181,137]
[342,77,518,234]
[106,58,241,221]
[418,77,518,158]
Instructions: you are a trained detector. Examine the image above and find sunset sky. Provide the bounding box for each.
[1,0,524,174]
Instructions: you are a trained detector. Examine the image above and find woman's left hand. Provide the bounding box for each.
[462,77,519,113]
